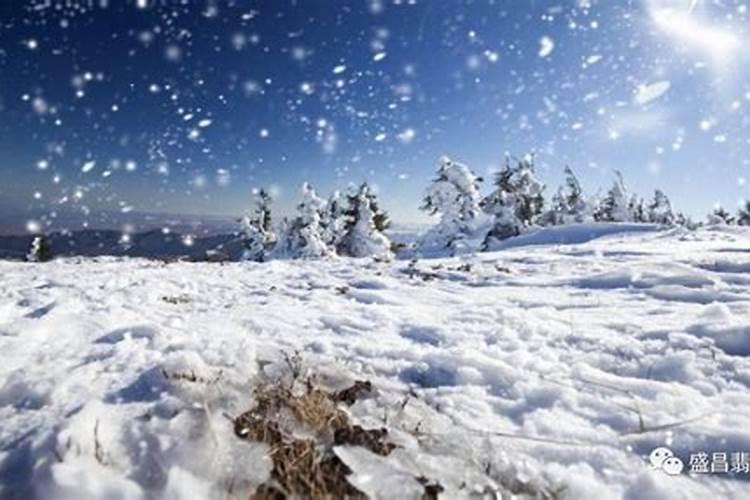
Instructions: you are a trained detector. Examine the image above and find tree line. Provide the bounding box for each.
[239,182,392,261]
[419,154,688,254]
[25,154,750,262]
[238,153,750,260]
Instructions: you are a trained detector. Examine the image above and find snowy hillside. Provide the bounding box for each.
[1,225,750,499]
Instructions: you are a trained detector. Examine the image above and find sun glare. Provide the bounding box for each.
[646,0,741,63]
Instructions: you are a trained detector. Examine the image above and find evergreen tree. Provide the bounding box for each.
[480,162,521,246]
[481,154,545,248]
[737,201,750,226]
[482,205,522,247]
[674,212,697,229]
[257,189,273,233]
[647,189,675,225]
[540,190,566,226]
[544,196,567,227]
[594,171,634,222]
[419,156,483,253]
[513,155,545,225]
[272,183,332,259]
[540,166,592,225]
[560,165,590,222]
[240,188,276,262]
[631,197,647,223]
[708,206,735,225]
[27,234,53,262]
[321,190,347,248]
[364,187,390,232]
[338,183,392,258]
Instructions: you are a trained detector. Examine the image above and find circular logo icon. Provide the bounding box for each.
[649,447,674,469]
[662,457,685,476]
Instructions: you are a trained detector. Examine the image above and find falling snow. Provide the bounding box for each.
[635,80,672,106]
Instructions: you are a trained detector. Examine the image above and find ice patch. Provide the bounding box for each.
[334,446,424,499]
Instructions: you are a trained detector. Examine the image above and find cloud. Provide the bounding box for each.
[607,107,672,139]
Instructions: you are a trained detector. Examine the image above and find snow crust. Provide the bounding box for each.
[1,225,750,498]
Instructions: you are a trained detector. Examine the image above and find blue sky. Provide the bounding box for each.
[0,0,749,232]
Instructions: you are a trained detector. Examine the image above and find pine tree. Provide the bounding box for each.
[560,166,589,222]
[674,212,696,229]
[708,206,735,225]
[512,155,545,225]
[337,183,392,258]
[594,171,634,222]
[27,234,53,262]
[483,205,521,246]
[420,156,483,253]
[321,190,347,248]
[481,154,545,248]
[540,166,591,225]
[540,190,566,226]
[480,161,521,245]
[737,201,750,226]
[272,183,332,259]
[632,197,647,223]
[364,187,390,232]
[240,223,267,262]
[257,189,273,233]
[647,189,675,225]
[240,188,276,262]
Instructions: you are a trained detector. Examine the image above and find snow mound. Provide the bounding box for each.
[487,222,660,251]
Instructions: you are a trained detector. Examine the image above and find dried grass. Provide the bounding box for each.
[234,379,395,499]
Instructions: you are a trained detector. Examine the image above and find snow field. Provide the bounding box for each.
[0,225,749,498]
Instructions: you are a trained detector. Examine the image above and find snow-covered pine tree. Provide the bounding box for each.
[364,185,390,232]
[257,189,273,233]
[647,189,675,225]
[27,234,52,262]
[481,154,544,248]
[540,190,566,227]
[272,183,332,259]
[674,212,696,229]
[419,156,483,254]
[482,204,522,247]
[632,197,647,223]
[708,206,735,225]
[512,155,545,226]
[240,188,276,262]
[321,190,347,248]
[540,166,591,225]
[481,159,522,247]
[240,223,267,262]
[594,171,634,222]
[337,183,392,258]
[737,201,750,226]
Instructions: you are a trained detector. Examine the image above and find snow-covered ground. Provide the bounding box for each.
[1,224,750,499]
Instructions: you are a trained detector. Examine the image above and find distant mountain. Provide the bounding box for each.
[0,209,238,236]
[0,222,428,261]
[0,228,245,261]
